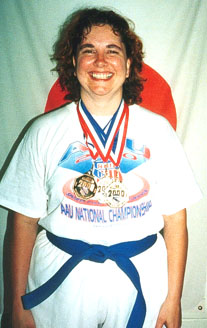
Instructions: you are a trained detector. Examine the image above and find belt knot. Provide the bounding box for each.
[88,245,110,263]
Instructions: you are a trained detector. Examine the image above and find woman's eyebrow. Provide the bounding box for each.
[79,44,94,50]
[79,44,122,50]
[107,44,122,50]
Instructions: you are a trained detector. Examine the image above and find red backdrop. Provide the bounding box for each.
[45,63,177,130]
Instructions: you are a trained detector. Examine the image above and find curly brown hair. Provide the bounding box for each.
[51,7,145,105]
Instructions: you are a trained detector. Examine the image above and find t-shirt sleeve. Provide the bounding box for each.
[152,118,202,215]
[0,123,48,218]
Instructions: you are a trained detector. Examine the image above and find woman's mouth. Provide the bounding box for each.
[91,72,113,80]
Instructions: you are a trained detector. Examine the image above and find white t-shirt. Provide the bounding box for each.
[0,102,202,245]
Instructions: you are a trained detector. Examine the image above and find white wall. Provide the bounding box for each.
[0,0,206,325]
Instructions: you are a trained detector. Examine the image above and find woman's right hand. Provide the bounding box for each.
[11,213,39,328]
[12,308,36,328]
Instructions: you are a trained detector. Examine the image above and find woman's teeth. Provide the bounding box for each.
[92,73,112,79]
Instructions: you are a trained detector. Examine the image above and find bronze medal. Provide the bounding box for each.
[73,170,97,200]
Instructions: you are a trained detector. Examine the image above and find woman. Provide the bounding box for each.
[0,8,201,328]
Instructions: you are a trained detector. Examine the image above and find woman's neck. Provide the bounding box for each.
[80,93,123,116]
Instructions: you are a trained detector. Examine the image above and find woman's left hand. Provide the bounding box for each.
[156,209,187,327]
[155,297,181,328]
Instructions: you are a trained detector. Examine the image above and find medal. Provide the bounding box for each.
[73,167,97,200]
[75,100,130,206]
[104,168,129,208]
[96,168,112,203]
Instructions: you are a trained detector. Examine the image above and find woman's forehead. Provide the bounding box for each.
[81,25,122,45]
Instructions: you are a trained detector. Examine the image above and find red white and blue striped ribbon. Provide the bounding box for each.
[77,100,129,167]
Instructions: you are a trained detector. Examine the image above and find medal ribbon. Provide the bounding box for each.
[77,100,129,167]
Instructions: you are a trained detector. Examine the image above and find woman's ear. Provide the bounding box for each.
[126,58,131,78]
[73,57,77,76]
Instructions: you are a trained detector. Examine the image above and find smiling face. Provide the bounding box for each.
[74,25,130,105]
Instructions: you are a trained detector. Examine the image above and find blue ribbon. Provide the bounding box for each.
[22,232,157,328]
[80,99,121,148]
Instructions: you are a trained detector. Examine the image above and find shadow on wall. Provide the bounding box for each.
[0,114,45,182]
[1,211,13,328]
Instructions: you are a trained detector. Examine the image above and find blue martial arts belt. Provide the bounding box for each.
[22,232,157,328]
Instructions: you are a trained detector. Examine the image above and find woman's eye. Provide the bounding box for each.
[82,49,95,54]
[108,50,119,54]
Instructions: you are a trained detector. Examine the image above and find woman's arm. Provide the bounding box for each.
[155,208,188,328]
[11,212,39,328]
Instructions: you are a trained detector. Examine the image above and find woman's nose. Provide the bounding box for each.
[94,52,107,67]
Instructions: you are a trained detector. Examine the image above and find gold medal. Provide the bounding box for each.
[104,180,129,208]
[73,168,97,200]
